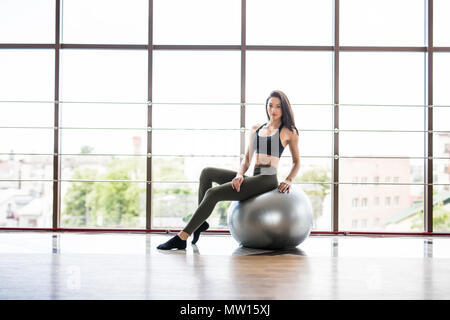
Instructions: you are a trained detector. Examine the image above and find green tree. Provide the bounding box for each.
[62,167,98,226]
[297,166,331,226]
[409,188,450,231]
[152,157,186,181]
[410,201,450,231]
[90,158,145,227]
[433,202,450,230]
[63,156,146,227]
[152,157,195,225]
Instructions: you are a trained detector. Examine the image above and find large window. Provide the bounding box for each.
[1,0,449,234]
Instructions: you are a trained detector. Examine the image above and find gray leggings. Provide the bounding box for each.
[182,164,279,235]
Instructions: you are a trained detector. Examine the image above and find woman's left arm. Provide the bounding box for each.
[278,131,300,193]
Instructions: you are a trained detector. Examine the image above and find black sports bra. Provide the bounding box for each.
[253,122,285,158]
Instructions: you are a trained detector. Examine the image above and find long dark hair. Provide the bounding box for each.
[265,90,299,135]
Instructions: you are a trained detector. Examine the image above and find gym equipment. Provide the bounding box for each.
[227,187,313,249]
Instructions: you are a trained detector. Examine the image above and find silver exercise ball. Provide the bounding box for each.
[227,186,313,249]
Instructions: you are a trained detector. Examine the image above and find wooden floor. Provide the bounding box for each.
[0,231,449,299]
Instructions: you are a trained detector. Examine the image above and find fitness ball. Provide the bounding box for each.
[227,186,313,249]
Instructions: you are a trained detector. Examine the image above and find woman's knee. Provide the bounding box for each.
[200,166,215,180]
[204,186,225,201]
[204,187,216,198]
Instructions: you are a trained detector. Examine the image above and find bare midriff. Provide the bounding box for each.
[255,153,281,168]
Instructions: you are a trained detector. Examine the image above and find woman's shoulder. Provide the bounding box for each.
[281,125,299,142]
[251,123,263,131]
[281,124,298,134]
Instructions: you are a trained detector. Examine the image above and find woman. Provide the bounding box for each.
[157,90,300,250]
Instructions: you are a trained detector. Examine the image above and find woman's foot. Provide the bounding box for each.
[157,234,187,250]
[191,221,209,245]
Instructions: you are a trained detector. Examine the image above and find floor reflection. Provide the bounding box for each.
[231,246,307,256]
[0,230,449,258]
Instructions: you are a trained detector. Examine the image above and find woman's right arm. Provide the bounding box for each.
[231,125,259,192]
[232,125,259,192]
[236,124,259,177]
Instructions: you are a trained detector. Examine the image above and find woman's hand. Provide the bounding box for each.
[232,174,244,192]
[278,179,291,193]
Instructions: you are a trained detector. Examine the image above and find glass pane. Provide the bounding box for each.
[61,155,146,181]
[434,133,450,158]
[0,50,54,101]
[152,182,229,230]
[61,181,146,228]
[434,159,450,184]
[279,158,332,183]
[0,0,55,43]
[153,129,240,156]
[340,132,424,157]
[434,53,450,105]
[60,50,147,102]
[434,106,450,132]
[296,183,332,231]
[245,106,269,130]
[0,181,53,228]
[434,0,450,46]
[0,155,53,180]
[340,52,424,105]
[61,0,148,44]
[340,0,424,46]
[0,102,53,127]
[0,128,53,154]
[60,129,146,155]
[433,186,450,232]
[153,104,240,129]
[61,103,147,128]
[246,0,332,45]
[246,104,333,130]
[340,105,424,131]
[294,105,332,130]
[246,51,333,104]
[340,158,424,184]
[153,0,240,45]
[152,51,240,103]
[152,156,241,182]
[339,183,424,232]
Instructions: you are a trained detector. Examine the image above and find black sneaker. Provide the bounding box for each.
[157,235,187,250]
[191,221,210,245]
